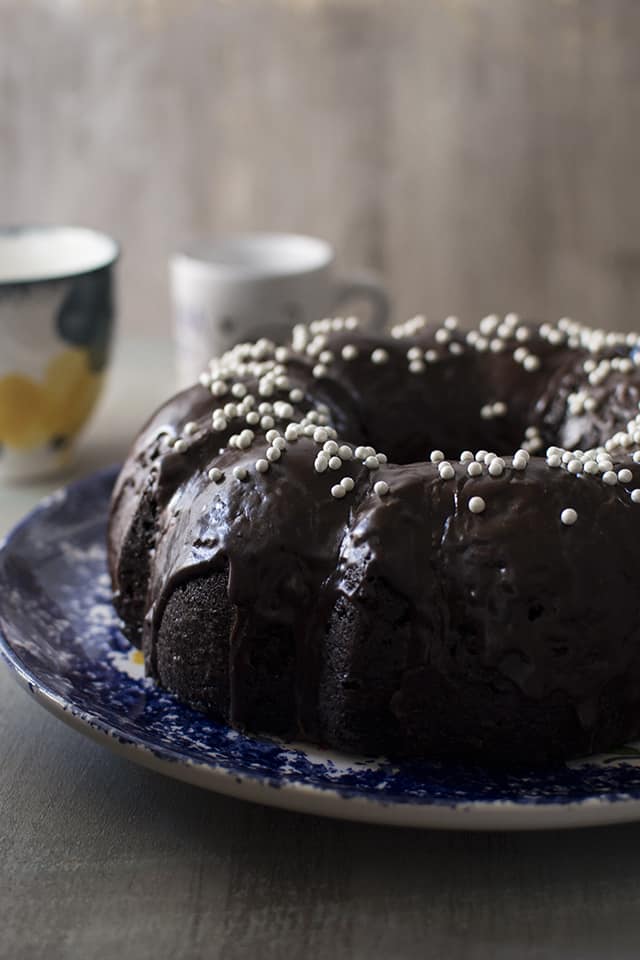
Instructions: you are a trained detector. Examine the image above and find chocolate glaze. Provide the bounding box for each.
[108,324,640,763]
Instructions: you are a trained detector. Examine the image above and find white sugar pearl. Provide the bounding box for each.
[273,437,287,451]
[212,418,227,432]
[560,508,577,526]
[407,346,422,360]
[490,338,504,353]
[584,460,599,475]
[319,350,334,364]
[513,454,528,470]
[365,455,380,470]
[323,440,339,455]
[232,383,247,398]
[488,458,505,477]
[439,463,455,480]
[515,449,530,462]
[425,350,438,363]
[475,450,488,462]
[409,360,425,374]
[211,380,228,396]
[313,427,329,443]
[449,342,464,355]
[255,459,269,473]
[435,328,450,344]
[515,326,530,341]
[355,446,368,459]
[618,469,633,483]
[492,402,507,416]
[547,455,562,468]
[258,402,273,415]
[338,445,353,460]
[377,453,388,464]
[567,459,582,474]
[208,467,223,482]
[246,411,260,426]
[285,424,299,441]
[233,466,247,481]
[331,484,346,499]
[260,415,275,430]
[340,476,355,492]
[329,456,342,470]
[602,471,617,485]
[173,439,188,453]
[341,345,358,360]
[523,355,541,372]
[468,496,486,514]
[634,451,640,464]
[631,489,640,503]
[374,480,390,496]
[467,461,483,477]
[444,315,459,330]
[183,421,198,436]
[315,455,328,473]
[289,388,304,403]
[460,451,474,462]
[265,429,279,443]
[266,447,281,462]
[274,402,294,419]
[430,450,445,463]
[371,348,389,364]
[313,364,327,379]
[480,314,499,334]
[223,403,237,418]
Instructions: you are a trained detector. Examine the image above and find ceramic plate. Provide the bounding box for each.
[4,468,640,830]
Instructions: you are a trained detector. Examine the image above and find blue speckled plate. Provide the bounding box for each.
[4,468,640,830]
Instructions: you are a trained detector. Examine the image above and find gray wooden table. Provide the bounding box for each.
[2,339,640,960]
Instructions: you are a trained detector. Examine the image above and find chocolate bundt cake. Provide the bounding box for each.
[109,313,640,765]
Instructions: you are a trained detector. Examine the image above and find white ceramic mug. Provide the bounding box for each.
[169,232,389,387]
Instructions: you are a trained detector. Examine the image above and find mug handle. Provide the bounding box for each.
[333,269,389,332]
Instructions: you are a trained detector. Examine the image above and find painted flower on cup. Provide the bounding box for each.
[0,347,102,452]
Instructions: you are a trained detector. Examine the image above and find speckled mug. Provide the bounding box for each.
[170,232,389,388]
[0,226,118,481]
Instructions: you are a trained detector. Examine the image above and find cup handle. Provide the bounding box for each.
[332,269,389,332]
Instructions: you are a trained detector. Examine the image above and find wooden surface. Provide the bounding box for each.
[3,0,640,337]
[2,341,640,958]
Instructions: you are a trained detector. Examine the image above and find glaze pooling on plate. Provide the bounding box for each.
[4,467,640,825]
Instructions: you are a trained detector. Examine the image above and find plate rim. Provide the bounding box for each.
[3,467,640,831]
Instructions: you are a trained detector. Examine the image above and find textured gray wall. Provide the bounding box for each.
[2,0,640,336]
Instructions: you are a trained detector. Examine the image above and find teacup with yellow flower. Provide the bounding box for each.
[0,226,118,480]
